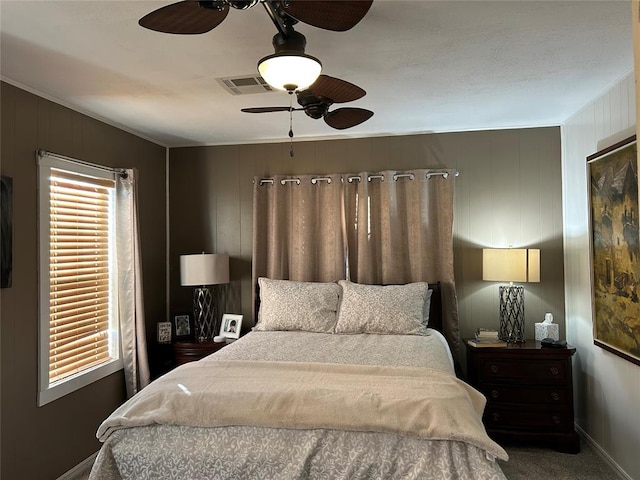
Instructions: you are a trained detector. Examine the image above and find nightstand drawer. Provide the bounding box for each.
[484,404,573,432]
[173,341,226,365]
[477,384,570,405]
[478,358,567,384]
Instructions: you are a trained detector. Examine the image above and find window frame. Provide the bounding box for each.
[38,154,123,406]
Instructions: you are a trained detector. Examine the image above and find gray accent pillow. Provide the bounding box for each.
[335,280,431,335]
[254,278,341,333]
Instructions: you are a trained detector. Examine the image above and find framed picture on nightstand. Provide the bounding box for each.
[157,322,172,344]
[220,314,242,339]
[173,314,193,341]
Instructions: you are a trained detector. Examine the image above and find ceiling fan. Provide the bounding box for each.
[139,1,373,90]
[138,1,374,36]
[139,1,374,140]
[241,74,374,130]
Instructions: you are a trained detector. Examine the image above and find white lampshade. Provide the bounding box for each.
[180,253,229,286]
[482,248,540,283]
[258,53,322,92]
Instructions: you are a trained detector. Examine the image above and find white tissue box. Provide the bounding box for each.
[535,322,559,341]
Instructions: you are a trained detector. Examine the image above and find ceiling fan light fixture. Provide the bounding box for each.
[258,53,322,92]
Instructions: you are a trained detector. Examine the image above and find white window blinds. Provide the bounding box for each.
[48,168,116,384]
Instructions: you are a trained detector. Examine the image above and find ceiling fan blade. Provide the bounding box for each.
[241,107,292,113]
[307,75,366,103]
[139,1,229,34]
[324,108,373,129]
[281,1,373,32]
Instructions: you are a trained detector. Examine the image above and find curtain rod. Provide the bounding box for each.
[257,170,460,186]
[37,149,128,178]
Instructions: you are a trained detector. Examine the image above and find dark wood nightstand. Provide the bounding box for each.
[465,339,580,453]
[172,341,227,366]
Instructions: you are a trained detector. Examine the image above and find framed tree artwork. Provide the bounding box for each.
[587,135,640,366]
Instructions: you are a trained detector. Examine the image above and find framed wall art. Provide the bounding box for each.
[587,135,640,366]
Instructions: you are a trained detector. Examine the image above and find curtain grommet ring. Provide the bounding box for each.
[393,173,415,181]
[368,175,385,182]
[280,178,301,185]
[311,177,332,184]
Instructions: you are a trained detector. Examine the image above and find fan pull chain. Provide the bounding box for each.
[288,93,294,157]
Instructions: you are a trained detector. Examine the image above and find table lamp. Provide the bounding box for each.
[180,253,229,342]
[482,248,540,342]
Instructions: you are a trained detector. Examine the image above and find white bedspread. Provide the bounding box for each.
[90,331,508,480]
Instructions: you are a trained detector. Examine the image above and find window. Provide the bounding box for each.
[38,155,123,406]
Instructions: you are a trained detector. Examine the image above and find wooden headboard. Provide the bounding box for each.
[426,282,443,333]
[254,280,444,334]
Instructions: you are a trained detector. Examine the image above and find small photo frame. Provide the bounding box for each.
[157,322,172,344]
[173,314,192,340]
[220,314,243,339]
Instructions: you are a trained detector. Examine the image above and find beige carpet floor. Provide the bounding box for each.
[500,438,622,480]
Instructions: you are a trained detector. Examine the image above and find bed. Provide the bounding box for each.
[90,279,508,480]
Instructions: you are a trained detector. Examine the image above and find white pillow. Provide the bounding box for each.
[254,278,341,333]
[335,280,431,335]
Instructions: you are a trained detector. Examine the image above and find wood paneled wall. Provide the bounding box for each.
[169,127,564,352]
[563,72,639,479]
[0,82,166,479]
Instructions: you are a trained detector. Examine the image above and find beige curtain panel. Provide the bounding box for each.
[116,168,150,397]
[253,169,460,360]
[252,174,346,283]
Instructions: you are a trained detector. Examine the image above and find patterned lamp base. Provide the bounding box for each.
[193,287,219,342]
[498,285,525,343]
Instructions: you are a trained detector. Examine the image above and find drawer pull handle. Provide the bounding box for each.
[549,367,559,375]
[552,415,561,424]
[492,413,500,422]
[551,392,560,401]
[491,390,499,399]
[490,365,499,374]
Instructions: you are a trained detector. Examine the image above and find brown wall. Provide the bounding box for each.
[0,82,166,479]
[169,127,564,352]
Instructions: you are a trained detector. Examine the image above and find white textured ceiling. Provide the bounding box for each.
[0,1,634,147]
